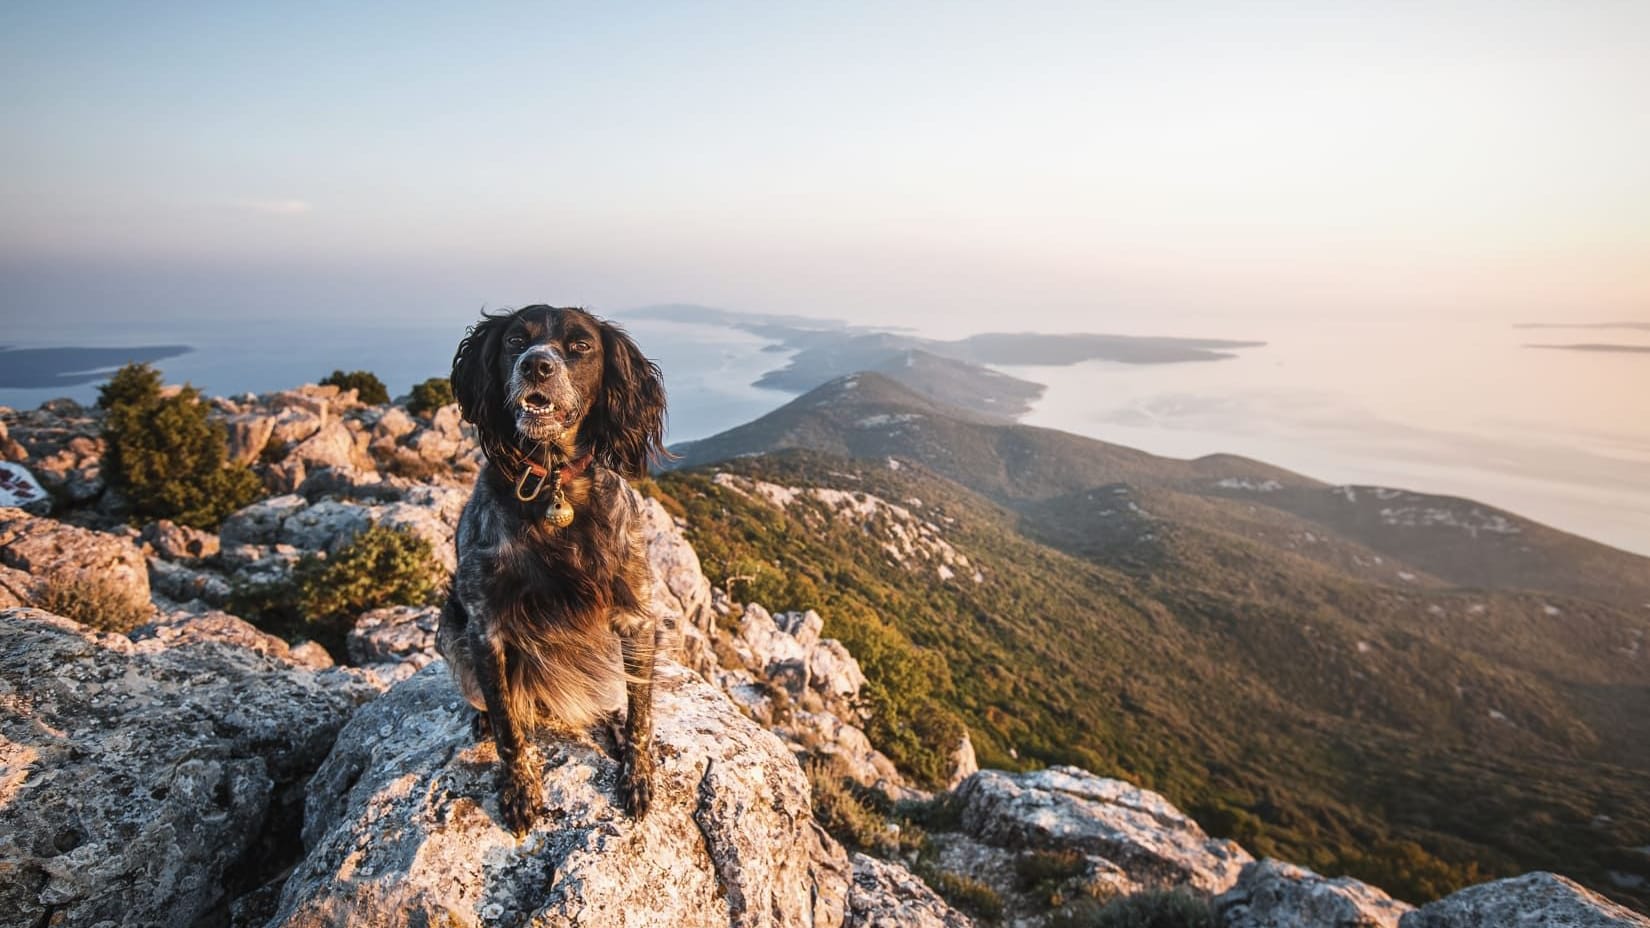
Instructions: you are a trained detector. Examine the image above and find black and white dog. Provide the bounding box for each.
[437,305,666,835]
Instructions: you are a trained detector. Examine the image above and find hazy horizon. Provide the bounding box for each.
[3,2,1646,551]
[5,2,1648,336]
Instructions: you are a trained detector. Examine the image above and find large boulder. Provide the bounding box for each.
[952,767,1252,894]
[634,493,717,677]
[0,607,372,928]
[0,506,150,604]
[846,853,974,928]
[1216,858,1412,928]
[270,661,851,928]
[1399,871,1650,927]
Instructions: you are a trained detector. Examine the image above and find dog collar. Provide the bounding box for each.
[512,446,595,524]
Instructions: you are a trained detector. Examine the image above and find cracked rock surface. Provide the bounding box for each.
[0,607,371,928]
[269,661,851,928]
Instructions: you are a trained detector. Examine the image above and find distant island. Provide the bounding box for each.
[1525,343,1650,354]
[1514,321,1650,332]
[625,304,1265,420]
[0,345,193,390]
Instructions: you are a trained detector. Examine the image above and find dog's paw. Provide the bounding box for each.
[498,768,543,837]
[617,755,654,819]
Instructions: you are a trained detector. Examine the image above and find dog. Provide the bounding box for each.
[436,305,667,835]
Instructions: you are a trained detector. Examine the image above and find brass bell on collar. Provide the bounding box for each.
[547,490,576,528]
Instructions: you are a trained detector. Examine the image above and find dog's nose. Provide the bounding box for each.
[534,356,556,378]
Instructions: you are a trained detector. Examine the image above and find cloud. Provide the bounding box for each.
[225,198,314,216]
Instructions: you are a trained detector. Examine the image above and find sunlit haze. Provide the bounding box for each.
[4,1,1647,333]
[3,2,1647,552]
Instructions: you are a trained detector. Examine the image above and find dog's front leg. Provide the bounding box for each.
[615,615,657,818]
[472,628,542,836]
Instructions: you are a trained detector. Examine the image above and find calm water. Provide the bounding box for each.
[2,311,1646,556]
[996,318,1650,557]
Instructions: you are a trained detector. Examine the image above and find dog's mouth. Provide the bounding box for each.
[519,391,556,417]
[515,391,578,437]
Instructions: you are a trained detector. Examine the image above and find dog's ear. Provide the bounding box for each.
[587,318,667,479]
[451,311,513,451]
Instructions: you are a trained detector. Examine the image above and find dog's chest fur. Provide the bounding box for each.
[454,469,643,728]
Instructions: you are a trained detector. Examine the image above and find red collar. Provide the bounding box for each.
[516,447,595,483]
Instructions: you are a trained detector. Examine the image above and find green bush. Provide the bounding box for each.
[37,573,152,634]
[919,868,1004,921]
[319,369,389,404]
[807,759,887,851]
[1047,889,1214,928]
[406,377,454,417]
[99,363,263,529]
[231,524,442,657]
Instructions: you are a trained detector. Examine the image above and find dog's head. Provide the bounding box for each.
[451,306,666,479]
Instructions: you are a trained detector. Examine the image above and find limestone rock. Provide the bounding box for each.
[141,518,221,561]
[287,419,372,475]
[946,730,979,790]
[147,556,233,606]
[0,506,150,604]
[278,498,372,552]
[220,494,311,548]
[270,662,851,928]
[0,417,27,461]
[224,411,278,466]
[635,493,717,677]
[1216,858,1412,928]
[846,853,974,928]
[0,461,51,515]
[0,607,371,928]
[345,604,439,681]
[1399,871,1650,927]
[952,766,1252,894]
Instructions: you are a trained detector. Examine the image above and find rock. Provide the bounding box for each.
[635,493,717,677]
[147,556,233,606]
[0,417,27,461]
[0,506,150,604]
[946,730,979,790]
[142,518,221,560]
[1399,871,1650,927]
[0,607,371,928]
[270,662,851,928]
[0,562,39,607]
[0,461,51,514]
[220,494,310,547]
[811,638,869,716]
[278,498,372,552]
[223,411,277,466]
[131,610,334,669]
[372,499,457,573]
[371,406,417,444]
[735,603,810,671]
[346,604,439,677]
[846,853,974,928]
[952,767,1252,894]
[287,419,372,474]
[1216,858,1412,928]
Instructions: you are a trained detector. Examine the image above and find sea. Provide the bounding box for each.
[2,309,1646,557]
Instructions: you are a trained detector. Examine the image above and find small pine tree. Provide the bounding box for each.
[406,377,455,417]
[319,369,390,404]
[100,363,262,529]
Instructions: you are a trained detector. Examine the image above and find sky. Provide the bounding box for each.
[3,1,1647,337]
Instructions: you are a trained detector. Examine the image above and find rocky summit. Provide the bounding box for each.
[2,381,1648,927]
[268,663,849,928]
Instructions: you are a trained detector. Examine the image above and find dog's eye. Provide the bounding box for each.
[507,335,525,349]
[569,340,593,355]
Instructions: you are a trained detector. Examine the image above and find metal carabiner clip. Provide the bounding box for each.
[515,462,550,502]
